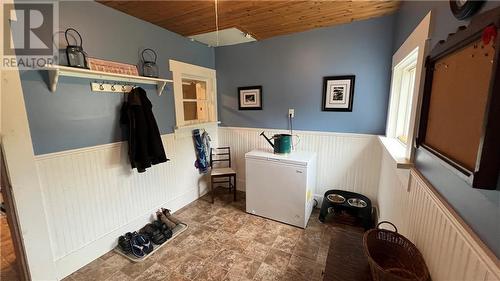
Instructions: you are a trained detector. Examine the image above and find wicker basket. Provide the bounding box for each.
[363,221,430,281]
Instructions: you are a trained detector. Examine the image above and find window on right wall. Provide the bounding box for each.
[385,12,432,163]
[391,49,418,145]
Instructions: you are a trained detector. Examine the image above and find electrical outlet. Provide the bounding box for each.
[288,108,295,118]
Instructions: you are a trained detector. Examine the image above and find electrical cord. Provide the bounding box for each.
[289,113,294,150]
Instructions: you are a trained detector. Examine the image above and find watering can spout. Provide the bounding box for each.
[260,132,274,148]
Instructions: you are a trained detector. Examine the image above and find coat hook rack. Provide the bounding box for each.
[90,82,134,93]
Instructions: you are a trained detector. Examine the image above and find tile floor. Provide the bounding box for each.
[65,190,336,281]
[1,215,19,281]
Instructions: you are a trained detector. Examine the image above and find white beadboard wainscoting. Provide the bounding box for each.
[217,126,383,204]
[377,148,500,281]
[35,126,217,279]
[33,124,500,280]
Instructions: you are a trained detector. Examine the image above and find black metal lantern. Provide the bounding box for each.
[65,28,88,69]
[141,48,159,78]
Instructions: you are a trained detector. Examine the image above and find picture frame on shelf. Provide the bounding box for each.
[238,86,262,110]
[322,75,355,112]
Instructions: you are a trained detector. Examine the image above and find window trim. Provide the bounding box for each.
[169,59,217,128]
[392,49,418,145]
[385,11,432,165]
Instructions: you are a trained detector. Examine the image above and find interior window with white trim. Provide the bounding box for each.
[170,60,217,128]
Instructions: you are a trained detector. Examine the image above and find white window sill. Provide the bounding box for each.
[175,121,220,130]
[173,121,220,138]
[378,136,413,169]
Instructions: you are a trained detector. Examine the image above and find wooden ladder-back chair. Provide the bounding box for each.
[210,147,236,204]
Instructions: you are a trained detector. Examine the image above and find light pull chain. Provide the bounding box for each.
[215,0,219,47]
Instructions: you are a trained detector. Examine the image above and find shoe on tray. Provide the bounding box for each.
[130,231,153,258]
[157,211,176,230]
[161,208,182,225]
[152,220,173,240]
[141,223,167,245]
[118,232,133,254]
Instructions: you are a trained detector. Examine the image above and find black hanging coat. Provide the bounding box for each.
[120,87,168,172]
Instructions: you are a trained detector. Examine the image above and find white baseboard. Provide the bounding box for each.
[313,194,323,209]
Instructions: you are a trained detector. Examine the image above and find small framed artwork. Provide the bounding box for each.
[322,75,355,112]
[238,86,262,110]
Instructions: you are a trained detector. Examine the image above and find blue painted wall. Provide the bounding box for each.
[394,1,500,257]
[20,1,214,155]
[215,15,395,134]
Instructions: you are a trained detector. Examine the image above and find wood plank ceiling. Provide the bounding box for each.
[99,1,400,40]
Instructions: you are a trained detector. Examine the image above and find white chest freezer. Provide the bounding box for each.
[245,149,317,228]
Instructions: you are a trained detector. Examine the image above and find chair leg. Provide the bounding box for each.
[211,176,214,204]
[233,175,237,201]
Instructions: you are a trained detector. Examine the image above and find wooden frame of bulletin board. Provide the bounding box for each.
[417,7,500,190]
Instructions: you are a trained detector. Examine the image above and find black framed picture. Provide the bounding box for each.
[238,86,262,110]
[322,75,355,112]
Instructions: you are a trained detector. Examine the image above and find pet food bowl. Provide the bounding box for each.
[347,198,367,208]
[327,194,346,204]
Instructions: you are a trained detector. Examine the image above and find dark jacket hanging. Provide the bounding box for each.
[120,87,168,172]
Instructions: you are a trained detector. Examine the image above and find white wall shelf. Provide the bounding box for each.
[44,65,173,95]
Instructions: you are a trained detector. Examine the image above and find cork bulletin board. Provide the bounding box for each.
[417,6,500,189]
[423,39,495,171]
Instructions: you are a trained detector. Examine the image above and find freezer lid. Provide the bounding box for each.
[245,149,316,166]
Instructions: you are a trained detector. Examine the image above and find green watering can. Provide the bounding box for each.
[260,132,293,154]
